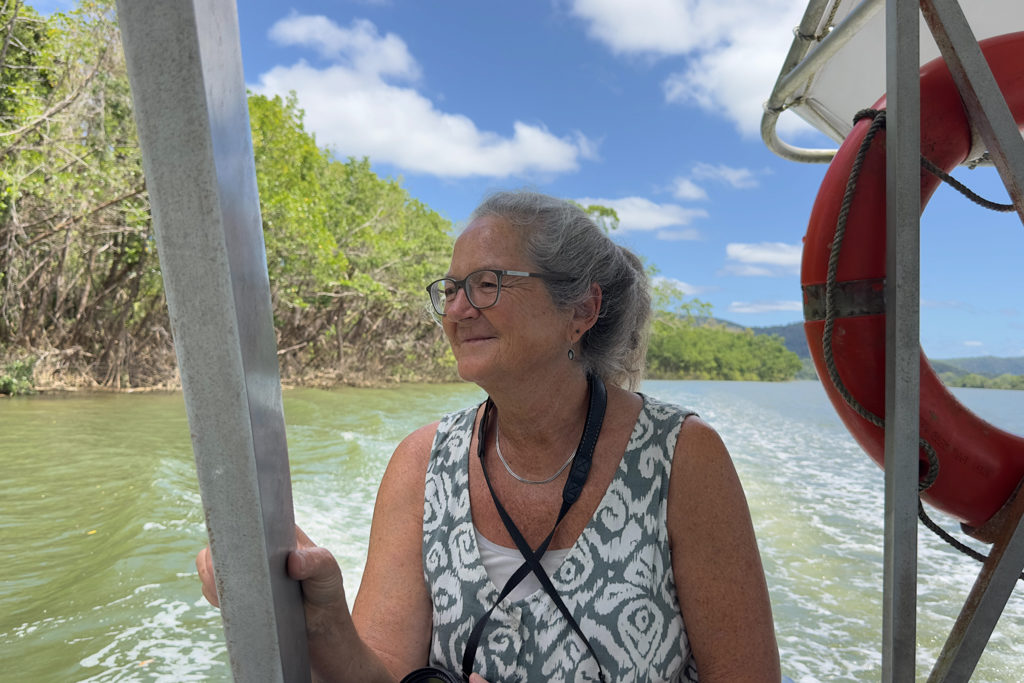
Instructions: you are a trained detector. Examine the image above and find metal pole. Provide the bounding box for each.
[881,0,921,680]
[116,1,310,680]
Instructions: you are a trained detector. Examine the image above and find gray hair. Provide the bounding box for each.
[469,190,651,390]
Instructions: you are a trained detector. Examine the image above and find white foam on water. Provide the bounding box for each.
[641,380,1024,682]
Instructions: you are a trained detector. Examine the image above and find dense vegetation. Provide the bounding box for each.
[938,372,1024,390]
[0,1,158,389]
[0,0,801,395]
[248,94,455,385]
[0,1,455,392]
[646,296,802,381]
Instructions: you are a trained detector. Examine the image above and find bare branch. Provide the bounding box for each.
[17,183,146,246]
[0,45,109,153]
[0,0,22,72]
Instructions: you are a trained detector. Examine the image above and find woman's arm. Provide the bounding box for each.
[287,527,395,682]
[667,416,781,682]
[196,422,438,682]
[350,422,438,676]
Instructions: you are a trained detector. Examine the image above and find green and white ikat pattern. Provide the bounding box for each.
[422,395,700,682]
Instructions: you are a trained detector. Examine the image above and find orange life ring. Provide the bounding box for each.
[801,31,1024,534]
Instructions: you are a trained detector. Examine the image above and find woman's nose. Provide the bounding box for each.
[446,285,478,318]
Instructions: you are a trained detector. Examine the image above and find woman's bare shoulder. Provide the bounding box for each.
[384,421,442,485]
[676,413,727,454]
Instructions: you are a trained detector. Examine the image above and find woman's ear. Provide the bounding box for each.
[572,283,602,339]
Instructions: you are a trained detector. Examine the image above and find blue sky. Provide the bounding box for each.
[43,0,1024,358]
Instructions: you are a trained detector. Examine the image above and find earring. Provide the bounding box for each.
[568,348,575,361]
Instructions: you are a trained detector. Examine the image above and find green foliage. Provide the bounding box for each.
[934,356,1024,390]
[249,93,348,307]
[0,0,160,387]
[647,316,803,381]
[649,273,712,323]
[0,357,36,395]
[0,5,456,388]
[578,202,620,233]
[795,357,819,380]
[933,355,1024,377]
[249,93,455,383]
[939,372,1024,390]
[643,262,802,382]
[752,322,811,359]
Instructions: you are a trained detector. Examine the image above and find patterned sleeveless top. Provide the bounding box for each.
[422,394,700,682]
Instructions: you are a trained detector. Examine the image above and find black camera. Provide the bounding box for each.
[399,666,465,683]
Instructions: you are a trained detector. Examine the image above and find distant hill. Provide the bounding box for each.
[929,355,1024,377]
[736,320,1024,377]
[705,319,810,358]
[750,322,811,358]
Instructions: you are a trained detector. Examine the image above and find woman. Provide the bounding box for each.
[198,190,780,682]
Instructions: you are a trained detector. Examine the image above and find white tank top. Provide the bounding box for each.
[473,529,572,602]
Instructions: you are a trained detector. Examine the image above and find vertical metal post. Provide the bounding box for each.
[881,0,921,680]
[116,1,310,680]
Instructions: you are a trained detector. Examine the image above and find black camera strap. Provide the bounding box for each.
[462,373,607,683]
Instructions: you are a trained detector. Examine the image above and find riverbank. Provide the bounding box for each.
[0,350,464,396]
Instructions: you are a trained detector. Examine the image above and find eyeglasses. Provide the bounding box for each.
[426,269,571,317]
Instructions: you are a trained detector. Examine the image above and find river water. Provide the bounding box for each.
[3,380,1023,682]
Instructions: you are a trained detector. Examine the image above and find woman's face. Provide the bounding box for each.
[442,215,574,388]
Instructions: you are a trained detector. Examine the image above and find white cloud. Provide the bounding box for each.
[573,131,603,161]
[671,177,708,201]
[963,340,984,347]
[569,0,747,55]
[570,0,809,138]
[653,275,705,295]
[253,15,594,178]
[657,228,702,241]
[692,162,759,189]
[725,242,801,276]
[729,300,803,314]
[727,242,801,266]
[722,264,777,277]
[922,299,979,313]
[575,196,708,235]
[268,14,420,79]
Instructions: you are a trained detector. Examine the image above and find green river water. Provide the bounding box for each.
[3,380,1023,681]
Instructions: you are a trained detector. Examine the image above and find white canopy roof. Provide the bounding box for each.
[763,0,1024,162]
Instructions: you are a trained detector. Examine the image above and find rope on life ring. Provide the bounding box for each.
[801,32,1024,558]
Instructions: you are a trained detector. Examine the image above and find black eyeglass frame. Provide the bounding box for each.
[425,269,571,317]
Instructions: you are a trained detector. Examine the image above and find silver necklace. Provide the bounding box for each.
[495,426,577,485]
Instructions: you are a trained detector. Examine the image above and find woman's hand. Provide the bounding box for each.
[285,526,349,635]
[468,675,490,683]
[195,526,347,617]
[195,543,219,607]
[197,526,388,680]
